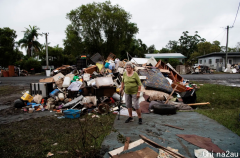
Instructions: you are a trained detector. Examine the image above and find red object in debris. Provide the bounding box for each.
[2,71,9,77]
[110,97,115,103]
[8,65,14,77]
[41,99,45,104]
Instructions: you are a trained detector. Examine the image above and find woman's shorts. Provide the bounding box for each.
[125,93,140,109]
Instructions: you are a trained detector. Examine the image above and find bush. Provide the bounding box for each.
[21,57,42,73]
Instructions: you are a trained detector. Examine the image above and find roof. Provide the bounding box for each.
[130,58,149,64]
[145,53,186,59]
[197,52,240,58]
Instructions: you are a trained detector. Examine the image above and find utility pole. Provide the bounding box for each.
[225,25,233,68]
[42,33,49,69]
[225,26,229,69]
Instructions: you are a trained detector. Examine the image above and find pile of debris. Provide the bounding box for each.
[14,53,208,118]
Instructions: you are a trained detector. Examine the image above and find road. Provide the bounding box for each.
[0,73,240,87]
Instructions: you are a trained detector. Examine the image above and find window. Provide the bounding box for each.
[204,60,206,63]
[209,59,212,64]
[199,60,202,64]
[216,59,219,63]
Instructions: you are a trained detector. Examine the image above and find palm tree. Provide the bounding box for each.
[18,25,42,57]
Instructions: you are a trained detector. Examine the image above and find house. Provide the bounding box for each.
[197,52,240,69]
[145,53,186,63]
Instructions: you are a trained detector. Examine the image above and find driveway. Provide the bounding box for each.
[102,112,240,158]
[182,74,240,87]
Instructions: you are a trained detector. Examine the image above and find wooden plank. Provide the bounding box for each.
[187,102,210,106]
[123,137,130,151]
[159,69,170,73]
[165,85,178,104]
[39,77,54,83]
[112,147,158,158]
[109,139,145,157]
[139,135,186,158]
[163,124,184,130]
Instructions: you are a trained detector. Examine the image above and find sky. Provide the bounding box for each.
[0,0,239,55]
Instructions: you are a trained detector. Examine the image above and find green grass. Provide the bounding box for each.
[0,113,116,158]
[0,85,26,97]
[193,83,240,136]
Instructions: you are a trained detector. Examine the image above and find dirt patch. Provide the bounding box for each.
[0,85,30,119]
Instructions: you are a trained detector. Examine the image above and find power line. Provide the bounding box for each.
[210,28,225,41]
[232,2,240,27]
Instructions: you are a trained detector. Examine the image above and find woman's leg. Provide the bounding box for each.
[128,108,133,117]
[136,108,141,118]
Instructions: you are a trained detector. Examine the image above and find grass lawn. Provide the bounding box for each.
[0,83,240,157]
[193,83,240,136]
[0,113,116,158]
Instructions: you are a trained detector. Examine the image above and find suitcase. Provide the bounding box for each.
[30,82,54,98]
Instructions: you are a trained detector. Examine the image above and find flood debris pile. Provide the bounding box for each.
[13,53,208,118]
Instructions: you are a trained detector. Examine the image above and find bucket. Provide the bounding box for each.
[62,77,71,87]
[46,70,51,77]
[105,62,110,68]
[112,92,120,101]
[3,71,9,77]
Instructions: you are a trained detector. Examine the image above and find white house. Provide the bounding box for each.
[145,53,186,62]
[197,52,240,69]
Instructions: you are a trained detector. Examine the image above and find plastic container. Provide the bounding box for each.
[62,77,71,87]
[112,92,120,101]
[63,109,81,119]
[105,62,110,68]
[49,89,60,97]
[58,93,65,101]
[46,70,51,77]
[21,93,33,102]
[109,63,115,70]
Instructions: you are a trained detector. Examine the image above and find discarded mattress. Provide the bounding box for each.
[138,69,173,94]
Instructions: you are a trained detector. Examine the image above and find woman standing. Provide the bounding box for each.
[120,62,142,124]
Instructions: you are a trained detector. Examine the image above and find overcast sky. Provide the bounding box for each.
[0,0,239,55]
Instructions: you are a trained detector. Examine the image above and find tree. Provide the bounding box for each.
[18,25,42,57]
[0,27,22,67]
[66,1,138,57]
[235,42,240,52]
[179,31,205,59]
[197,42,211,55]
[147,45,155,54]
[124,39,147,59]
[210,40,221,52]
[187,51,201,65]
[165,40,180,53]
[159,47,170,53]
[39,44,65,67]
[63,24,84,56]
